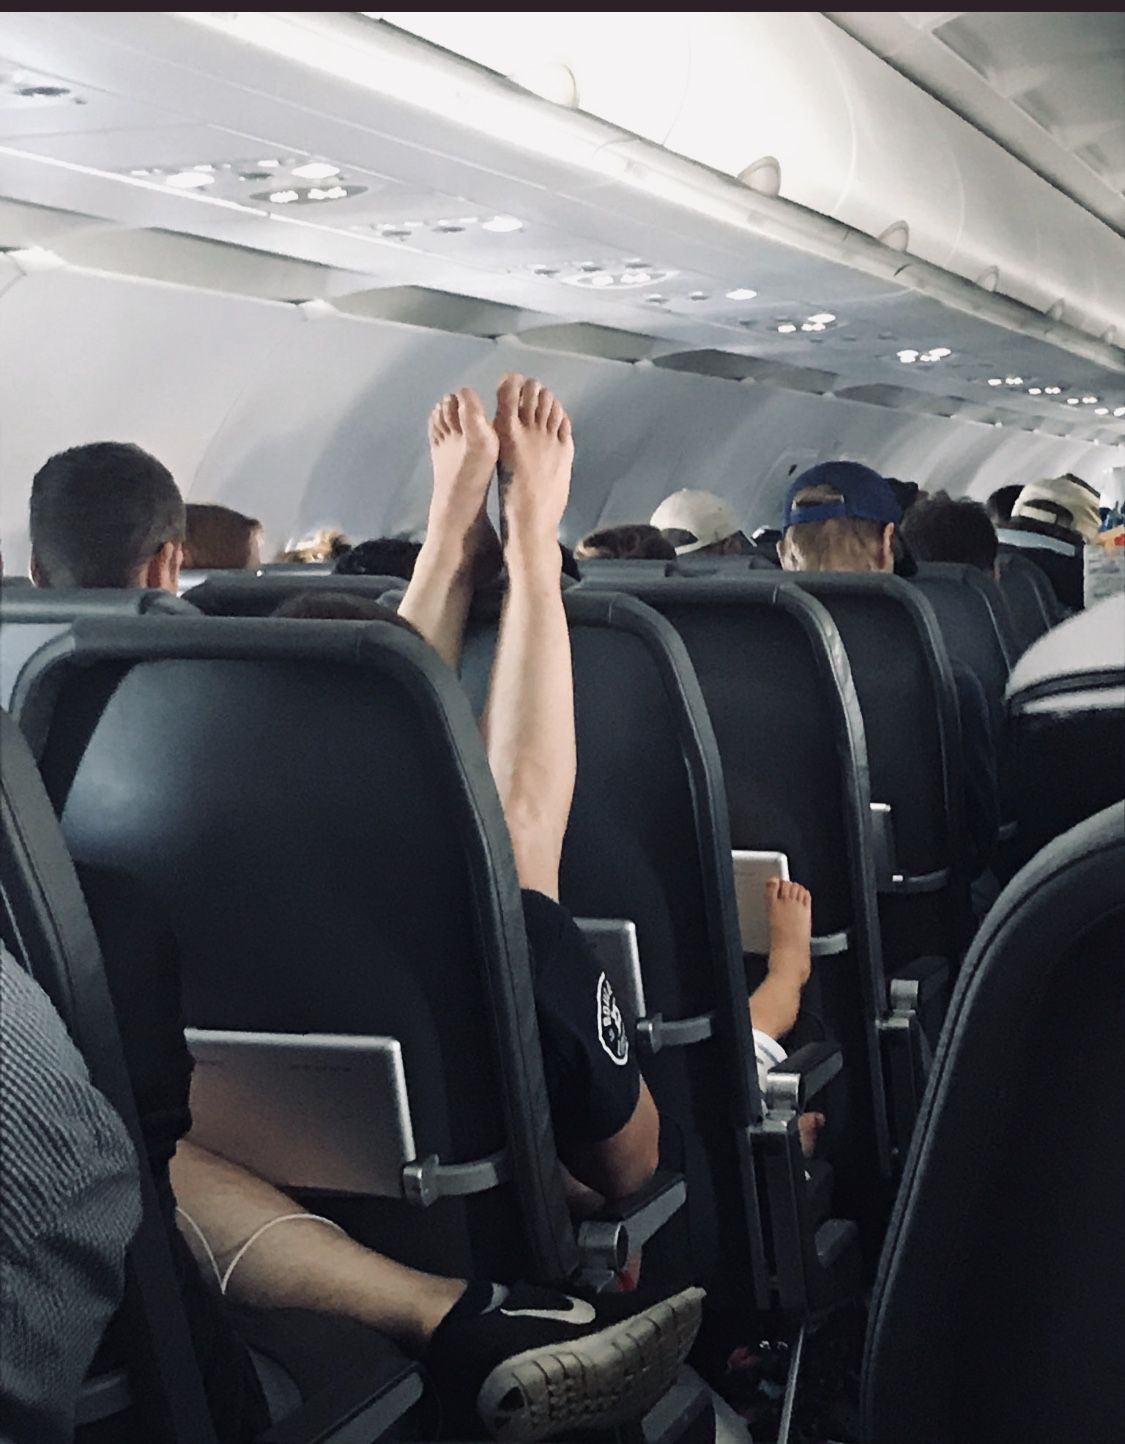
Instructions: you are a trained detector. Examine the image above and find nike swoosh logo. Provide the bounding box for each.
[499,1298,597,1326]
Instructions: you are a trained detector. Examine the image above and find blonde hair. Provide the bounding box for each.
[275,528,351,564]
[779,485,888,573]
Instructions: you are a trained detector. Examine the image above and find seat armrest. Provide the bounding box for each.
[576,1170,686,1273]
[765,1042,843,1113]
[887,956,949,1013]
[256,1357,424,1444]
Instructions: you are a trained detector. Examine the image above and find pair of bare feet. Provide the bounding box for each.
[426,374,573,579]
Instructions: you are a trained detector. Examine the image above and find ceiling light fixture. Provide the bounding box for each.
[927,347,952,359]
[801,321,825,332]
[292,161,341,180]
[1027,387,1042,396]
[897,349,919,362]
[165,170,216,189]
[807,312,836,324]
[1114,407,1125,417]
[268,189,300,204]
[1081,395,1098,404]
[689,290,709,300]
[1044,386,1062,395]
[646,293,668,303]
[253,183,366,205]
[776,322,797,334]
[257,159,281,168]
[1094,407,1109,415]
[987,378,1003,386]
[726,287,758,301]
[1004,376,1023,386]
[481,214,524,233]
[589,272,614,288]
[562,266,676,290]
[1066,398,1080,405]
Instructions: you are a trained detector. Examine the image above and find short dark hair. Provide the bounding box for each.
[575,524,677,561]
[271,590,420,636]
[334,538,421,581]
[985,484,1023,525]
[900,491,998,573]
[30,442,185,588]
[184,502,261,570]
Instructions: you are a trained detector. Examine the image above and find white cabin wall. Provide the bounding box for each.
[2,266,1121,574]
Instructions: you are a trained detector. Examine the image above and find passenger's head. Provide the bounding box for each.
[778,461,901,574]
[1010,474,1102,543]
[275,528,351,564]
[334,538,421,581]
[650,489,747,556]
[271,590,419,637]
[30,442,185,591]
[985,483,1023,525]
[183,502,262,571]
[900,491,998,575]
[575,523,677,561]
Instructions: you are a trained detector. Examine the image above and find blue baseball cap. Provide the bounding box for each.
[782,461,902,529]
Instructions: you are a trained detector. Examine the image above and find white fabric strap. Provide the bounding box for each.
[220,1212,348,1296]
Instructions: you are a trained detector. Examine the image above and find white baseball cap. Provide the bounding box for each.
[650,489,742,554]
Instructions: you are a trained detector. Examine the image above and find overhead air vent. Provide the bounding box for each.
[975,266,1000,292]
[738,156,782,197]
[879,220,910,252]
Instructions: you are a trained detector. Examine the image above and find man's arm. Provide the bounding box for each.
[397,390,500,670]
[563,1087,660,1202]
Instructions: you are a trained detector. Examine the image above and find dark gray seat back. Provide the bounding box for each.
[784,571,972,966]
[910,562,1016,720]
[182,573,404,616]
[0,588,194,707]
[863,802,1125,1444]
[995,552,1054,652]
[12,617,578,1287]
[571,575,893,1229]
[460,591,769,1308]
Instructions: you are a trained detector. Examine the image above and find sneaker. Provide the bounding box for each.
[425,1282,705,1442]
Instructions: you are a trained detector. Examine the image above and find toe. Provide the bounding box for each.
[496,372,524,417]
[764,876,781,901]
[518,378,542,424]
[535,386,554,426]
[440,393,460,434]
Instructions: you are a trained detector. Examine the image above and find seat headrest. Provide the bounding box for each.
[0,587,194,621]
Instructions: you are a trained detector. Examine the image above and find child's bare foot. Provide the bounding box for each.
[766,878,812,989]
[426,388,500,573]
[494,373,574,546]
[798,1110,825,1159]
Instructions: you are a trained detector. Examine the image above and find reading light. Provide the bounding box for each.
[1114,407,1125,417]
[165,170,215,189]
[807,312,836,324]
[268,190,299,204]
[987,378,1003,386]
[1094,407,1109,415]
[1004,376,1023,386]
[725,288,758,301]
[481,215,524,233]
[1027,387,1042,396]
[292,161,341,180]
[1044,386,1062,395]
[776,322,797,334]
[927,347,951,358]
[1081,396,1098,404]
[1066,398,1080,405]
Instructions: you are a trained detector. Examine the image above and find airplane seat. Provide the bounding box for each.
[8,616,593,1291]
[460,589,861,1328]
[182,572,406,616]
[576,557,676,583]
[257,562,336,575]
[0,587,196,708]
[862,800,1125,1444]
[571,574,904,1241]
[785,573,970,999]
[995,552,1056,651]
[909,562,1016,714]
[0,707,426,1444]
[1004,596,1125,866]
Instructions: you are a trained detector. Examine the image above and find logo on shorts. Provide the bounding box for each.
[596,972,629,1066]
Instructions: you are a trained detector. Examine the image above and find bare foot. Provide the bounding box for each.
[766,878,812,989]
[494,373,574,545]
[426,388,500,573]
[798,1110,825,1159]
